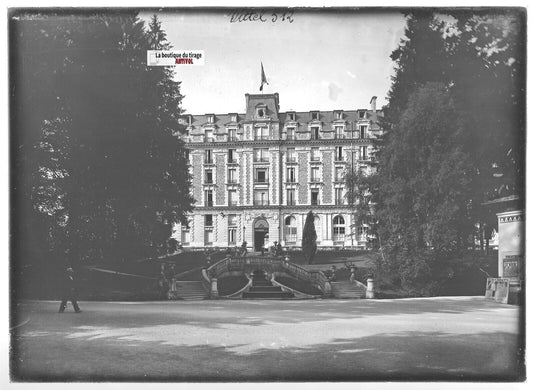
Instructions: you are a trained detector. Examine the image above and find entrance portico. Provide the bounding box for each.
[253,218,269,251]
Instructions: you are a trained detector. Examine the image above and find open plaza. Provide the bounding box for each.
[11,297,523,381]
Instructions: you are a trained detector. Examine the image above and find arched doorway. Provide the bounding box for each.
[253,218,269,252]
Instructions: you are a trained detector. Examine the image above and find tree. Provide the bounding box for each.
[12,11,194,292]
[302,211,317,265]
[375,83,473,294]
[371,10,525,295]
[344,166,376,248]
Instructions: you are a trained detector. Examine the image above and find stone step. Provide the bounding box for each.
[170,281,208,300]
[243,291,294,299]
[250,286,282,292]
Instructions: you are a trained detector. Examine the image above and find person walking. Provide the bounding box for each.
[58,267,82,313]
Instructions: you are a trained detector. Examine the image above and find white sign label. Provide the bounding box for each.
[147,50,205,66]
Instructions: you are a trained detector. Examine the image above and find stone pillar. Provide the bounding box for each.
[366,278,375,299]
[324,280,332,298]
[210,278,219,299]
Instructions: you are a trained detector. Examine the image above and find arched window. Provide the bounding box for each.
[314,215,321,243]
[333,215,345,243]
[285,216,297,244]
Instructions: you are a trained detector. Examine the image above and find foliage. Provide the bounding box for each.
[301,211,317,264]
[12,11,194,283]
[344,166,376,248]
[373,10,525,295]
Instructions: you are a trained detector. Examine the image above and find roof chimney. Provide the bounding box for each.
[370,96,377,112]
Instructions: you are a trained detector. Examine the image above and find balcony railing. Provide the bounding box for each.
[253,200,270,206]
[254,135,270,141]
[227,135,238,142]
[254,180,269,185]
[310,177,321,183]
[254,157,269,163]
[286,157,296,163]
[228,201,238,206]
[205,159,213,164]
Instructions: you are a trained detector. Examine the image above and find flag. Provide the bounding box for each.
[260,62,268,91]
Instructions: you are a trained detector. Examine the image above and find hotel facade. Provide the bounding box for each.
[174,92,383,251]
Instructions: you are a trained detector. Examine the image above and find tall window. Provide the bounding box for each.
[228,149,236,163]
[333,215,345,243]
[228,128,237,141]
[286,148,296,162]
[228,168,237,184]
[287,167,296,183]
[254,148,269,162]
[205,214,213,227]
[230,114,237,122]
[359,125,368,139]
[358,111,366,119]
[228,214,238,245]
[335,166,344,181]
[205,169,213,184]
[228,190,237,206]
[334,126,344,139]
[311,190,320,206]
[288,112,295,121]
[204,190,213,207]
[255,168,268,183]
[311,127,320,140]
[205,129,214,142]
[207,115,214,123]
[228,228,237,245]
[254,127,269,140]
[360,146,368,161]
[311,167,320,182]
[286,189,296,205]
[181,228,190,246]
[204,230,213,245]
[205,149,212,164]
[285,216,297,244]
[335,111,343,120]
[311,147,320,161]
[335,146,343,161]
[286,127,295,140]
[254,190,269,206]
[335,188,343,205]
[311,111,319,120]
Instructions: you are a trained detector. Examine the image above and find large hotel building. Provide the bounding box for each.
[174,92,383,251]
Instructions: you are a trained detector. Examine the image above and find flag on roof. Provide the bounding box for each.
[260,62,269,92]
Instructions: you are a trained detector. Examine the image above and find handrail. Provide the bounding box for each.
[206,256,329,293]
[222,273,253,298]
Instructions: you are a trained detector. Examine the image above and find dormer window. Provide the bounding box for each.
[207,115,214,123]
[335,111,343,120]
[257,108,265,118]
[358,111,366,119]
[311,111,319,121]
[288,112,295,121]
[230,114,237,122]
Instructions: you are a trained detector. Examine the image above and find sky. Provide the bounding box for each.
[141,10,407,114]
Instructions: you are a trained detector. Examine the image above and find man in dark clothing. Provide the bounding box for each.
[58,267,82,313]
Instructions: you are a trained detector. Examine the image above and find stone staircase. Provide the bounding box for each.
[168,281,208,300]
[330,281,366,299]
[242,271,294,299]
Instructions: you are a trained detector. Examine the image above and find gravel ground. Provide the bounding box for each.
[10,297,524,382]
